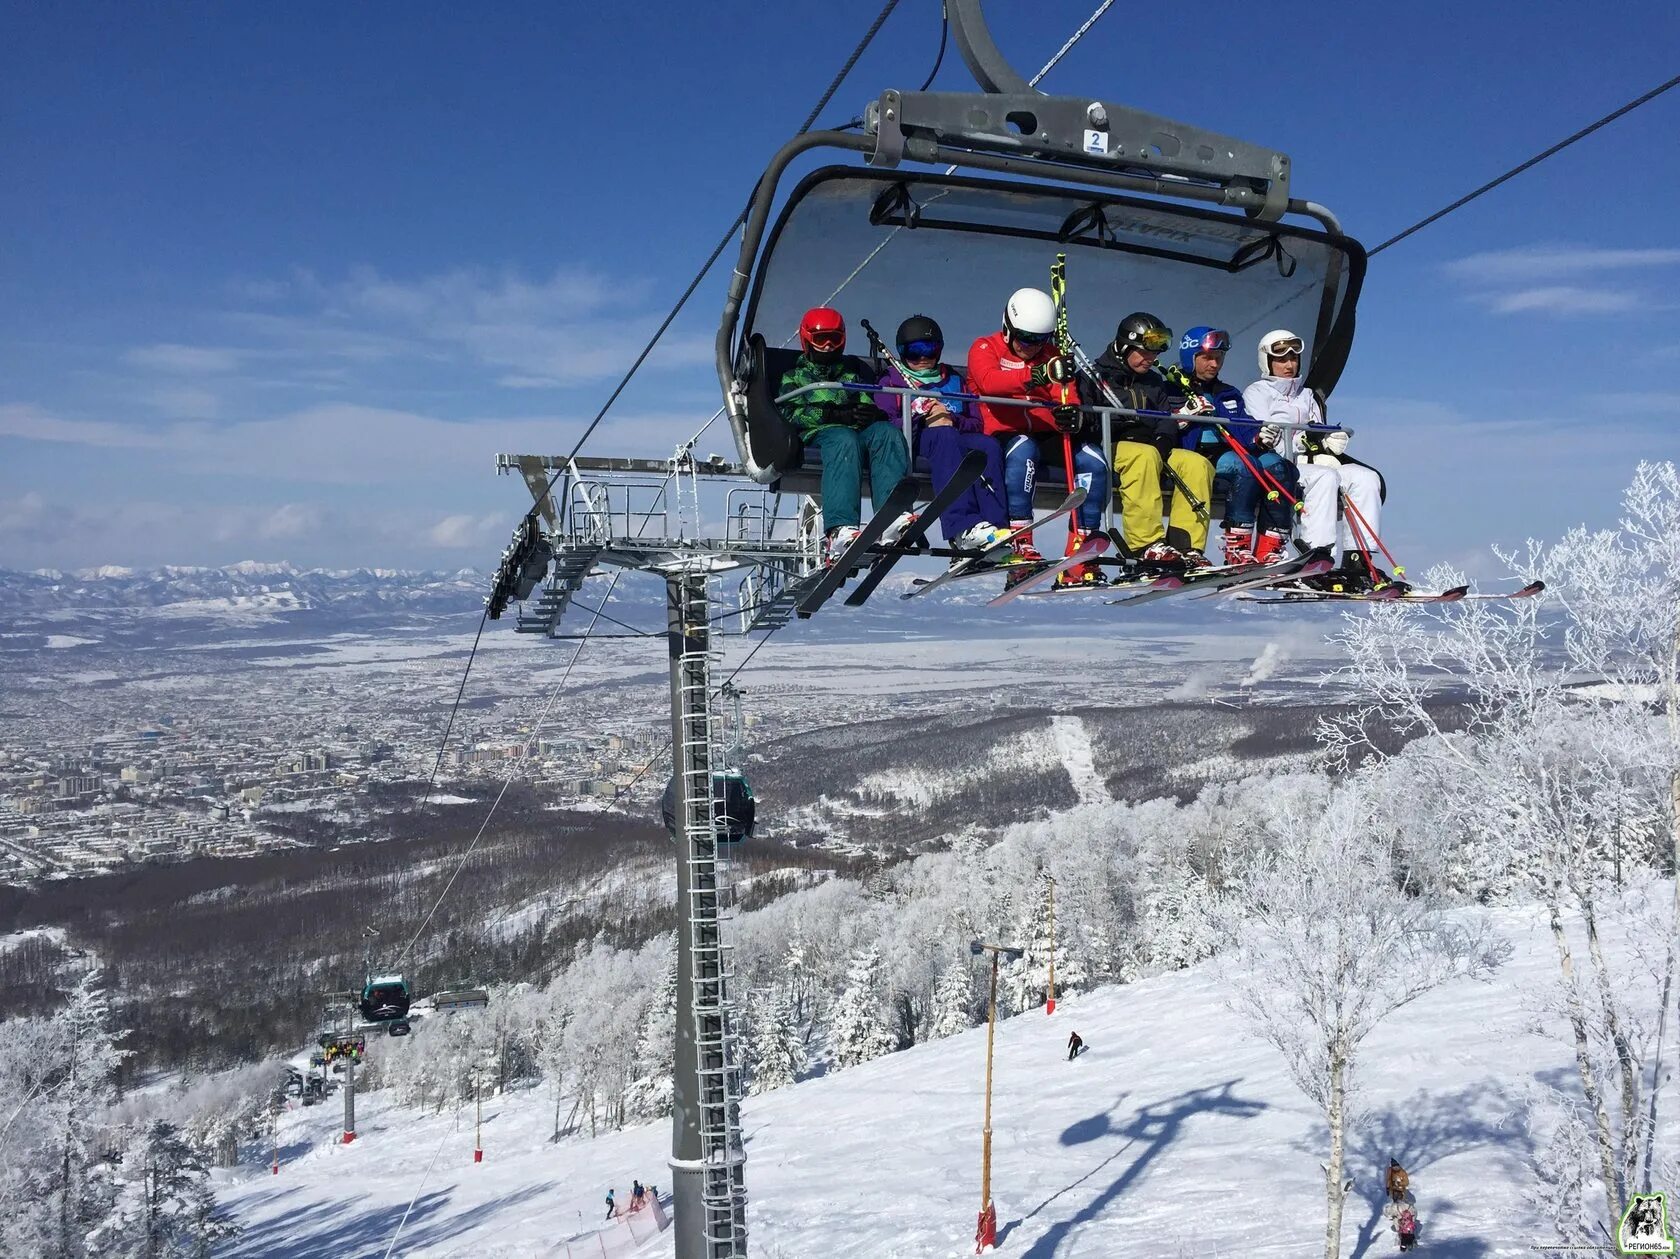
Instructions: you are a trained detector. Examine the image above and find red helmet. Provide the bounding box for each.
[799,307,845,355]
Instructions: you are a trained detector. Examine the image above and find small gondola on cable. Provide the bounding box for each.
[359,974,413,1035]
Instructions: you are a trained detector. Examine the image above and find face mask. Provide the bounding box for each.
[902,363,942,385]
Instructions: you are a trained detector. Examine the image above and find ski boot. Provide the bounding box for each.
[1137,540,1184,572]
[879,511,920,548]
[1221,525,1256,567]
[1003,526,1046,591]
[1054,528,1108,590]
[822,525,862,568]
[1251,527,1291,564]
[1179,548,1213,572]
[951,522,1014,561]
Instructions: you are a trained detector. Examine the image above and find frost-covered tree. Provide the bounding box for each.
[827,948,894,1069]
[746,988,805,1095]
[86,1120,235,1258]
[1324,462,1680,1237]
[1217,784,1503,1259]
[627,948,676,1119]
[930,957,976,1039]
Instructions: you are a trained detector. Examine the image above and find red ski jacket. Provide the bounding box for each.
[966,331,1081,438]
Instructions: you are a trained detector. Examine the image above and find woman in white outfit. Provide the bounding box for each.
[1241,329,1402,592]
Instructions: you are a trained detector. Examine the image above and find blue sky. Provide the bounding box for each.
[2,1,1677,575]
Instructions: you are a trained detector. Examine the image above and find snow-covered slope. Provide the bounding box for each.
[217,902,1669,1258]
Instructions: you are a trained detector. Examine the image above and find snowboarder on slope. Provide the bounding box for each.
[1088,313,1216,569]
[1067,1031,1084,1060]
[776,307,915,566]
[1241,330,1404,593]
[1164,326,1299,566]
[967,288,1111,588]
[872,314,1014,564]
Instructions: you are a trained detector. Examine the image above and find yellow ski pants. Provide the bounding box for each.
[1112,442,1215,553]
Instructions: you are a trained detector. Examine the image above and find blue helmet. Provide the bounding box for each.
[1178,326,1231,375]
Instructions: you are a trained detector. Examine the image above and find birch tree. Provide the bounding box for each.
[1218,784,1503,1259]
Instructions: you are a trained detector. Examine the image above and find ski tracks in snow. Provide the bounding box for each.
[1050,715,1111,806]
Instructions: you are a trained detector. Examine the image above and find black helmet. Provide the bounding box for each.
[895,314,943,354]
[1113,312,1172,356]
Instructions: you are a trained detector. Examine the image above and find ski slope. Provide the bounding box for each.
[216,901,1674,1258]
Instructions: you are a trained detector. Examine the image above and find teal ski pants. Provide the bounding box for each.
[807,422,910,530]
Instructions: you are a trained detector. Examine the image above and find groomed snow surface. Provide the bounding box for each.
[217,902,1673,1258]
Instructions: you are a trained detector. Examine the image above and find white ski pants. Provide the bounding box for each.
[1297,459,1382,558]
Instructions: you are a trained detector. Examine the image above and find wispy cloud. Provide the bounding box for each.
[0,403,175,448]
[123,343,245,374]
[1442,245,1680,284]
[1443,243,1680,317]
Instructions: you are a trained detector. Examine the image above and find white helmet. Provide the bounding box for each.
[1257,329,1306,375]
[1003,288,1057,341]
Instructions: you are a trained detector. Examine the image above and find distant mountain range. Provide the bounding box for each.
[0,562,490,620]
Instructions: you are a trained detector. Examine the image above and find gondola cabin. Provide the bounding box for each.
[662,771,756,845]
[359,974,412,1024]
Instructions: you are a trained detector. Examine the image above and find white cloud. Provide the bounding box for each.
[257,503,328,541]
[427,513,501,548]
[0,403,173,448]
[1485,285,1643,315]
[1442,245,1680,285]
[147,385,221,420]
[1443,244,1680,318]
[123,343,245,373]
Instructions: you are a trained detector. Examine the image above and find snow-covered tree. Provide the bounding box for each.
[1217,783,1504,1259]
[746,988,805,1095]
[86,1120,236,1258]
[827,948,894,1069]
[626,947,676,1119]
[1324,462,1680,1238]
[930,957,976,1039]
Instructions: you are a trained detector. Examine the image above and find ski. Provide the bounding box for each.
[795,479,921,618]
[1103,548,1332,608]
[986,534,1111,605]
[1240,579,1546,605]
[903,488,1086,599]
[842,451,986,606]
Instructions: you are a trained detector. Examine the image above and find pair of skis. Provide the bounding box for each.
[1239,578,1546,604]
[796,450,989,617]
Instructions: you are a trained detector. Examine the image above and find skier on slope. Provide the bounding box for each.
[1067,1030,1084,1060]
[776,307,915,566]
[872,314,1014,566]
[1088,313,1216,570]
[967,287,1111,588]
[1242,330,1406,593]
[604,1188,616,1221]
[1164,326,1300,566]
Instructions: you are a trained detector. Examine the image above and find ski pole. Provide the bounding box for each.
[1049,256,1082,557]
[1340,490,1380,580]
[1159,364,1299,514]
[1339,489,1405,578]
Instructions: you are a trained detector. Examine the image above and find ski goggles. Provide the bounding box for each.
[898,339,943,360]
[1010,329,1053,348]
[1134,328,1172,352]
[1190,330,1231,355]
[805,330,844,351]
[1262,336,1304,358]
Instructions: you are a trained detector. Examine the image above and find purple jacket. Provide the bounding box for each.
[873,364,982,435]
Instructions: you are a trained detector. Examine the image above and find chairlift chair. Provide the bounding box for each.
[714,0,1365,514]
[358,974,412,1024]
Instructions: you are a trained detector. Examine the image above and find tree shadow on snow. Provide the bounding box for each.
[1343,1081,1529,1259]
[1005,1079,1267,1258]
[223,1189,452,1258]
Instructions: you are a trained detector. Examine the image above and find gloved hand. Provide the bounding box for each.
[1052,405,1082,434]
[1323,430,1350,456]
[1175,392,1215,417]
[1255,423,1281,450]
[1029,356,1073,387]
[839,401,884,428]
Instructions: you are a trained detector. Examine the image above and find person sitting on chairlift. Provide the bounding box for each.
[872,314,1013,566]
[776,307,915,567]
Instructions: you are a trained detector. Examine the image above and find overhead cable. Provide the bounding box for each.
[1370,72,1680,256]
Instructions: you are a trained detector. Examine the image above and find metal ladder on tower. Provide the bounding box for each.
[675,589,748,1257]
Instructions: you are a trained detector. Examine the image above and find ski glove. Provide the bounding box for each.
[1028,356,1074,388]
[1323,430,1350,456]
[837,402,885,428]
[1255,424,1281,450]
[1052,405,1082,434]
